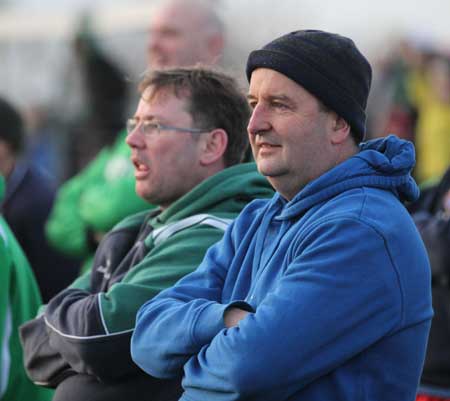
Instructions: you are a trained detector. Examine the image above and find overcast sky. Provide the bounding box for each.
[4,0,449,52]
[0,0,448,109]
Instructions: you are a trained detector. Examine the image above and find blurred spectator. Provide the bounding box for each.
[23,105,70,185]
[147,0,225,68]
[46,0,226,274]
[0,175,53,401]
[0,97,80,302]
[368,38,423,142]
[408,55,450,184]
[368,38,450,185]
[410,166,450,401]
[66,16,129,176]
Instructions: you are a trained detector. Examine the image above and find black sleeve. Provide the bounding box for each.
[44,288,140,382]
[42,223,145,382]
[19,315,76,388]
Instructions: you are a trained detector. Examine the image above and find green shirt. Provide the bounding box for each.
[0,177,53,401]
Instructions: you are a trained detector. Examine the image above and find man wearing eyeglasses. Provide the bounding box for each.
[45,0,226,275]
[20,67,273,401]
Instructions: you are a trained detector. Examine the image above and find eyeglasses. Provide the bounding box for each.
[126,118,211,137]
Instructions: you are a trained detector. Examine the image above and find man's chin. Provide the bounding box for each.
[256,162,283,178]
[136,186,152,203]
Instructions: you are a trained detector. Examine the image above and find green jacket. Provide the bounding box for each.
[21,163,273,399]
[45,130,150,269]
[0,177,53,401]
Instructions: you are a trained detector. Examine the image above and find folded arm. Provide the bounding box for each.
[43,225,227,382]
[133,219,406,400]
[131,223,241,378]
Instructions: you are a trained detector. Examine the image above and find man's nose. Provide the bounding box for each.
[247,104,271,136]
[126,126,144,148]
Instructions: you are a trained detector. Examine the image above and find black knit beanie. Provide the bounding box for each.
[246,30,372,143]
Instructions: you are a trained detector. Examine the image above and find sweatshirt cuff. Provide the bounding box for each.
[191,300,255,346]
[191,302,228,346]
[224,300,255,314]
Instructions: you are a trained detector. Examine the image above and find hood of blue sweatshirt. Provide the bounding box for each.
[278,135,419,220]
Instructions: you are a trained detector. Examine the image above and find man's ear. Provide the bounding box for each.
[330,114,351,145]
[199,128,228,165]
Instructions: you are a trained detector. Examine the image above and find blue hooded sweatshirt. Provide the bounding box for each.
[131,136,433,401]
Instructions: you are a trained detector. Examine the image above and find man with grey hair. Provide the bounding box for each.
[148,0,225,68]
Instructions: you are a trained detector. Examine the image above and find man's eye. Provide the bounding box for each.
[272,101,288,110]
[248,101,257,110]
[141,122,159,135]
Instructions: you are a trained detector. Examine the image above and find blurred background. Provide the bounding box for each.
[0,0,449,183]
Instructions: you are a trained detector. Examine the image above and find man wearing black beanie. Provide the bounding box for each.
[131,30,432,401]
[246,29,371,144]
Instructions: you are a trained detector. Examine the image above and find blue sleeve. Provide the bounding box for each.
[131,223,240,379]
[181,220,406,400]
[143,219,407,400]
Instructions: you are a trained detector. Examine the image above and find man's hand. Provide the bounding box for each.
[224,307,250,328]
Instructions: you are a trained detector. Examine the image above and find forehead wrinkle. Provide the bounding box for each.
[267,94,294,103]
[136,92,193,128]
[247,91,295,105]
[132,113,157,121]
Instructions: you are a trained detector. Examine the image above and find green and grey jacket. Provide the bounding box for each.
[20,163,273,394]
